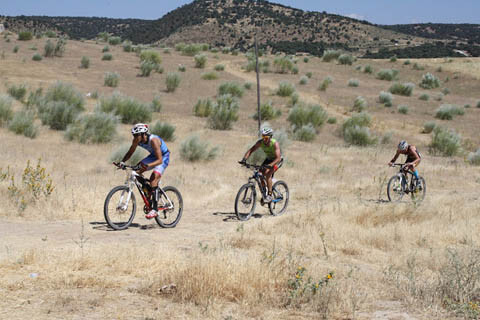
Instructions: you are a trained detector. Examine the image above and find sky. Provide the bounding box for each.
[1,0,479,25]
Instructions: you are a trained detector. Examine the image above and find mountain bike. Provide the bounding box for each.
[104,164,183,230]
[387,163,426,203]
[235,162,289,221]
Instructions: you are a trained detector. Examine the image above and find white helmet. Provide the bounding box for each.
[398,140,408,151]
[131,123,149,135]
[261,127,273,136]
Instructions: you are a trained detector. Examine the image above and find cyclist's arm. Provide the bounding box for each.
[144,138,163,169]
[389,151,400,165]
[271,141,282,166]
[242,140,261,161]
[121,137,140,162]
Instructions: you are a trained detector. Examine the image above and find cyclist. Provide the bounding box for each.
[240,127,282,203]
[116,123,170,219]
[388,140,421,186]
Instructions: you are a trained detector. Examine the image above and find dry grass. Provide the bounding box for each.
[1,35,480,319]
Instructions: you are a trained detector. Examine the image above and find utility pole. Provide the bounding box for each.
[255,34,261,135]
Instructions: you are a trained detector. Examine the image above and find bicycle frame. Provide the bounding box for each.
[392,164,416,192]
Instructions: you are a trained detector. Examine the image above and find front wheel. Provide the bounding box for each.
[155,186,183,228]
[104,185,136,230]
[387,175,405,202]
[269,180,289,216]
[235,183,256,221]
[411,177,426,203]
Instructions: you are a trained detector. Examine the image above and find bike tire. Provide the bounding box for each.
[104,185,136,230]
[411,176,426,203]
[155,186,183,228]
[234,183,256,221]
[387,175,405,202]
[269,180,289,216]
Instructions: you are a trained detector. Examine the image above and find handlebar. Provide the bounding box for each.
[113,162,141,171]
[238,161,272,170]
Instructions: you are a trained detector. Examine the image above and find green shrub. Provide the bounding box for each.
[54,38,66,57]
[166,73,181,92]
[352,96,367,112]
[435,104,464,120]
[150,121,175,142]
[434,93,444,101]
[13,45,19,53]
[403,60,411,65]
[140,61,157,77]
[412,63,425,70]
[377,69,399,81]
[344,125,377,146]
[338,54,354,65]
[102,53,113,61]
[104,72,119,87]
[208,94,239,130]
[180,135,219,162]
[222,47,231,54]
[44,40,55,57]
[299,76,309,85]
[303,57,309,63]
[110,144,145,165]
[273,56,294,73]
[363,65,373,74]
[182,44,202,56]
[0,95,13,126]
[32,53,42,61]
[122,40,132,52]
[8,110,37,138]
[108,36,121,46]
[467,149,480,165]
[292,65,299,74]
[442,87,450,95]
[38,101,80,130]
[26,88,43,108]
[322,49,341,62]
[163,48,171,54]
[252,101,281,120]
[194,53,207,68]
[7,84,27,101]
[218,82,244,98]
[201,71,218,80]
[306,72,313,78]
[293,124,316,142]
[175,43,186,52]
[348,79,359,87]
[464,104,471,109]
[214,64,225,71]
[65,111,117,143]
[389,82,415,96]
[423,121,436,134]
[138,50,161,64]
[97,92,151,124]
[276,81,296,97]
[419,93,430,101]
[318,76,333,91]
[342,112,372,135]
[420,73,440,89]
[398,105,409,114]
[150,96,162,112]
[193,98,214,117]
[327,117,337,124]
[476,101,480,108]
[102,45,110,53]
[80,56,90,69]
[244,82,253,90]
[288,93,300,107]
[429,126,461,156]
[436,66,443,72]
[390,55,397,62]
[379,91,393,107]
[44,30,56,38]
[178,64,186,72]
[18,31,33,41]
[381,131,393,145]
[287,103,328,131]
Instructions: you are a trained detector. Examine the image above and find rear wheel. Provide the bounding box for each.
[387,175,405,202]
[269,181,289,216]
[155,186,183,228]
[411,177,426,203]
[234,183,256,221]
[104,186,136,230]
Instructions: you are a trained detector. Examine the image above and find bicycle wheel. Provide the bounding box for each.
[104,186,136,230]
[155,186,183,228]
[234,183,256,221]
[411,177,426,203]
[387,175,405,202]
[269,180,289,216]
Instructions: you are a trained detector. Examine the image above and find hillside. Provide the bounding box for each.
[381,23,480,44]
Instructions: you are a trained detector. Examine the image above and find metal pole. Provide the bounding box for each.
[255,34,261,135]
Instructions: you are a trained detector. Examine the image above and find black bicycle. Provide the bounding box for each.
[235,162,289,221]
[104,164,183,230]
[387,163,426,203]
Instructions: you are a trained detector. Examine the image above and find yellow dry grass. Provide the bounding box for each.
[1,35,480,319]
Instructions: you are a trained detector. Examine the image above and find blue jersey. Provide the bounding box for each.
[139,134,169,157]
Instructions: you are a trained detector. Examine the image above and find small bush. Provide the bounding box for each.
[348,79,359,87]
[175,43,186,52]
[390,56,397,62]
[429,126,461,156]
[273,56,294,73]
[32,53,43,61]
[26,88,43,108]
[377,69,398,81]
[389,82,415,96]
[7,84,27,101]
[194,53,207,68]
[244,82,253,90]
[292,65,299,74]
[419,94,430,101]
[476,101,480,108]
[327,117,337,124]
[467,149,480,165]
[381,131,393,145]
[97,93,151,124]
[435,104,464,120]
[166,73,181,92]
[0,95,13,126]
[287,103,328,131]
[150,96,162,112]
[420,73,440,89]
[104,72,119,87]
[201,71,218,80]
[208,94,239,130]
[344,125,377,146]
[379,91,393,107]
[322,50,341,62]
[193,98,214,117]
[65,111,117,143]
[306,72,313,78]
[253,101,281,120]
[403,60,411,65]
[397,105,409,114]
[464,104,471,109]
[140,61,157,77]
[342,112,372,135]
[110,144,145,165]
[163,48,171,54]
[214,64,225,71]
[54,38,66,57]
[218,82,244,98]
[338,54,354,65]
[182,44,202,56]
[436,66,443,72]
[303,57,309,63]
[45,30,56,38]
[352,96,368,112]
[222,47,231,54]
[150,121,175,142]
[299,76,309,85]
[108,36,121,46]
[423,121,437,134]
[412,63,425,70]
[178,64,186,72]
[276,81,296,97]
[122,40,132,52]
[13,45,19,53]
[318,76,333,91]
[363,65,373,74]
[18,31,33,41]
[442,87,450,95]
[293,124,316,142]
[80,56,90,69]
[38,101,80,130]
[180,135,219,162]
[434,93,444,101]
[102,45,110,53]
[102,53,113,61]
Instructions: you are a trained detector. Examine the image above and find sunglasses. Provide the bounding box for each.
[262,135,271,139]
